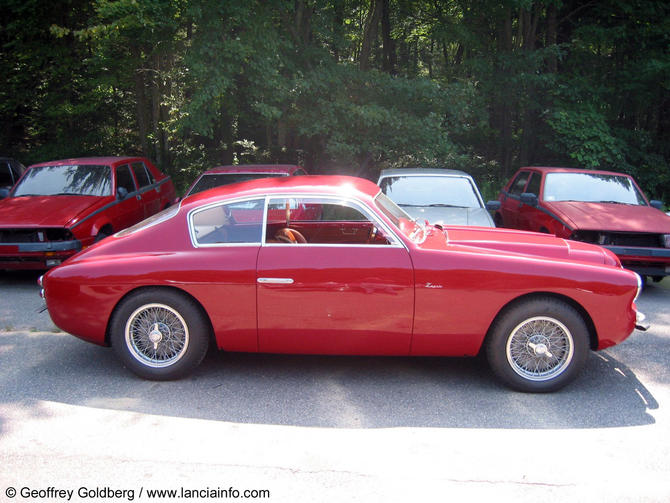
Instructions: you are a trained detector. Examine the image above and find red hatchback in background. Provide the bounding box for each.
[496,167,670,281]
[183,164,307,197]
[0,156,176,270]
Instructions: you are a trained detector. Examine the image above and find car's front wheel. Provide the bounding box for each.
[110,289,210,380]
[486,297,589,392]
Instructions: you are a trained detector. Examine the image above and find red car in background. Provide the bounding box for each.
[183,164,307,197]
[0,156,176,270]
[41,175,646,392]
[496,167,670,281]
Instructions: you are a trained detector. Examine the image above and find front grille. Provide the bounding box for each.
[0,228,73,243]
[571,230,663,248]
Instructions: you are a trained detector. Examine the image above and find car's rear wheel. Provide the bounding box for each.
[110,289,210,380]
[486,297,589,392]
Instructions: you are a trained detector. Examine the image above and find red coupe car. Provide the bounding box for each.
[0,156,176,269]
[496,167,670,281]
[40,176,646,392]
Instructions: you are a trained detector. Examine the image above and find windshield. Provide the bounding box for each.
[13,164,112,197]
[379,175,483,208]
[543,172,647,205]
[186,172,287,196]
[374,192,411,226]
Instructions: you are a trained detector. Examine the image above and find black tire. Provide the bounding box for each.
[110,288,210,380]
[94,227,112,242]
[485,297,589,393]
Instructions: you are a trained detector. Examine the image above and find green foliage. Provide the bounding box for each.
[1,0,668,201]
[545,104,626,170]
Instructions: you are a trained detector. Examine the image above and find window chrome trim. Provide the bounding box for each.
[188,193,409,250]
[261,194,407,250]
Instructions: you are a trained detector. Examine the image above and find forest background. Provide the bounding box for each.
[1,0,669,199]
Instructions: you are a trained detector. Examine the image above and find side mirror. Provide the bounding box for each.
[649,200,664,210]
[485,200,501,211]
[0,188,9,199]
[116,187,128,200]
[520,192,538,207]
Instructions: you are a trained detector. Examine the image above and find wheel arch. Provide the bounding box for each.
[481,292,598,353]
[105,285,215,347]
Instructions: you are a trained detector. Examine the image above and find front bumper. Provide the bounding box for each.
[0,239,82,269]
[604,245,670,277]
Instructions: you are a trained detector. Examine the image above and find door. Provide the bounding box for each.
[256,196,414,355]
[131,161,161,217]
[516,171,544,231]
[113,164,145,230]
[500,170,531,228]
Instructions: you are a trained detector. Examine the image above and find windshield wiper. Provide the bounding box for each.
[426,203,465,208]
[595,200,628,205]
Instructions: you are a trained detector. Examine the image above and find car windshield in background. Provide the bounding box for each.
[543,172,647,205]
[13,164,112,197]
[187,173,287,196]
[379,176,482,208]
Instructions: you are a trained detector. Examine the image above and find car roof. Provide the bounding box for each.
[200,164,302,175]
[378,168,472,178]
[29,156,149,168]
[182,175,381,208]
[518,166,635,178]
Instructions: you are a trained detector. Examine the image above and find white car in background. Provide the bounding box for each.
[377,168,500,227]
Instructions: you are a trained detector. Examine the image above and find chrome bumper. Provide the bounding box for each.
[635,311,650,331]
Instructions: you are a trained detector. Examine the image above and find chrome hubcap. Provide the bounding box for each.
[124,304,189,368]
[506,316,574,382]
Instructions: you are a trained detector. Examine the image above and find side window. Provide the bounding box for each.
[115,164,136,195]
[509,171,530,195]
[265,197,392,245]
[0,162,12,186]
[525,172,541,196]
[191,198,264,245]
[131,162,153,188]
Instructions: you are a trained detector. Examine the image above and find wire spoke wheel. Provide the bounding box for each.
[506,316,574,382]
[125,303,189,368]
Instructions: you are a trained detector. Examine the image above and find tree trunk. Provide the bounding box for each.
[360,0,383,71]
[133,65,150,157]
[381,0,395,74]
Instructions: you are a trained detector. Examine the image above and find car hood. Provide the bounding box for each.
[0,195,107,228]
[545,201,670,233]
[442,226,619,266]
[401,205,494,227]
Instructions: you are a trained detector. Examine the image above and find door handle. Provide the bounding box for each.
[257,277,294,284]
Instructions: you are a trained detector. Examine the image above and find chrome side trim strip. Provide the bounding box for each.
[257,277,294,284]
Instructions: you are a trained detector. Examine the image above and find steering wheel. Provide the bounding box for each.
[274,227,307,244]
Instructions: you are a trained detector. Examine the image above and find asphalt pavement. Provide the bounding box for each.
[0,271,669,502]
